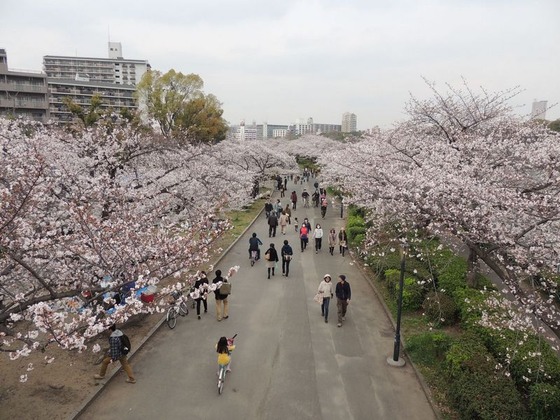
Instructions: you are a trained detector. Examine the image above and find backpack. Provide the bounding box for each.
[219,282,232,295]
[121,334,131,355]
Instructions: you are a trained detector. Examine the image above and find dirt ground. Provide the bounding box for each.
[0,313,160,420]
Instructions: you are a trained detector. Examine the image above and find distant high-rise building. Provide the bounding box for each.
[0,49,50,122]
[342,112,357,132]
[531,100,547,120]
[295,117,341,135]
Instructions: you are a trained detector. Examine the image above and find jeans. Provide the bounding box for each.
[321,297,331,320]
[282,258,291,276]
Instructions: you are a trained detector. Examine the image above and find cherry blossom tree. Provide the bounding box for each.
[0,117,260,361]
[321,80,560,331]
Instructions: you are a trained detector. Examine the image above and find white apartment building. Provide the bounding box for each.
[342,112,357,132]
[44,42,150,86]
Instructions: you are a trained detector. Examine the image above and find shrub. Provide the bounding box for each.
[422,291,459,326]
[432,249,468,294]
[529,383,560,419]
[406,331,451,366]
[445,334,526,419]
[483,330,560,395]
[347,225,366,241]
[347,214,365,229]
[385,269,425,311]
[452,287,492,328]
[353,233,365,246]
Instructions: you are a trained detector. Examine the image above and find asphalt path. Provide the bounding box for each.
[78,179,436,420]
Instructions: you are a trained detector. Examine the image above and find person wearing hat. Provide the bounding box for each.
[317,274,334,323]
[335,275,351,327]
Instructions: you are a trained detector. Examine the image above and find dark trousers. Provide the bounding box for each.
[315,238,322,251]
[282,258,291,276]
[269,225,277,237]
[300,237,308,251]
[196,298,207,315]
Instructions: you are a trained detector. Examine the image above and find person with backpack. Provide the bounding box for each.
[213,269,229,321]
[94,324,135,383]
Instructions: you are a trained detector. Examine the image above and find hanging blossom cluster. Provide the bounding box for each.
[319,79,560,334]
[0,117,293,363]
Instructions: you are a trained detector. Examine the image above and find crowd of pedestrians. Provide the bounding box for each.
[259,170,352,328]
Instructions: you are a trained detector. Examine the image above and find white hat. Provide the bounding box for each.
[323,274,331,279]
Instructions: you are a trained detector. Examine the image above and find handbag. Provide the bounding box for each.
[264,252,271,261]
[284,254,292,261]
[313,292,323,304]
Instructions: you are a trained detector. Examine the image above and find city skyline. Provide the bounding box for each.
[1,0,558,130]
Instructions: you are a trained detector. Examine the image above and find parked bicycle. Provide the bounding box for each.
[166,290,189,329]
[217,334,237,394]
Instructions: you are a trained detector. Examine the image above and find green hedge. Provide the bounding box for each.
[529,383,560,419]
[347,225,366,241]
[406,331,451,366]
[483,330,560,396]
[445,334,527,419]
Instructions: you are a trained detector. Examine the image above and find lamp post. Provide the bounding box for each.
[340,196,344,219]
[387,244,407,367]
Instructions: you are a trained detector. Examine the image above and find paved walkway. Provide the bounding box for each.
[76,178,437,420]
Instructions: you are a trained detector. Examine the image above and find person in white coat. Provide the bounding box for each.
[317,274,334,323]
[313,224,324,253]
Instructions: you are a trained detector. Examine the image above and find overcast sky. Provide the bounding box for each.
[1,0,558,129]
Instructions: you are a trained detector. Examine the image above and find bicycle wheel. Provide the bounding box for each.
[179,301,189,316]
[218,368,225,394]
[166,307,177,329]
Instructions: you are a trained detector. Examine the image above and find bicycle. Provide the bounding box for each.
[250,250,258,267]
[166,290,189,329]
[217,334,237,394]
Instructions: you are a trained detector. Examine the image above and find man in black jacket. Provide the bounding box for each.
[268,213,278,237]
[213,270,229,321]
[335,275,351,327]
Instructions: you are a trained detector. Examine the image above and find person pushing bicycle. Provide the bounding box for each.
[248,233,263,260]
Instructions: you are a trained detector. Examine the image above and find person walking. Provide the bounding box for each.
[299,223,309,252]
[335,275,351,327]
[94,324,135,383]
[291,191,297,210]
[193,271,209,319]
[328,228,337,256]
[281,239,293,277]
[268,212,278,237]
[264,243,279,279]
[318,274,333,323]
[283,204,292,224]
[339,227,348,256]
[313,224,324,253]
[274,199,283,217]
[212,270,229,321]
[279,211,289,235]
[264,200,273,219]
[320,195,328,219]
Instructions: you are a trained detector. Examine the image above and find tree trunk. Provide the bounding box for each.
[466,246,479,288]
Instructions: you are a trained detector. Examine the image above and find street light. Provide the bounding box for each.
[387,243,408,367]
[340,196,344,219]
